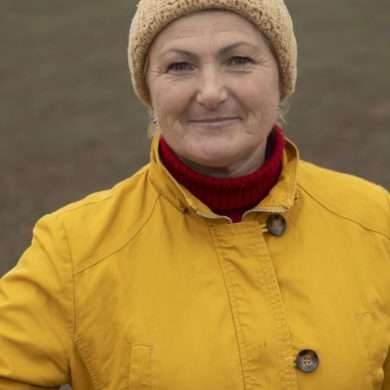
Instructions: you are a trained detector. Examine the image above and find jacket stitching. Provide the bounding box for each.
[74,193,161,274]
[209,227,247,390]
[228,262,265,389]
[74,337,103,390]
[224,262,254,388]
[297,183,390,241]
[60,218,76,382]
[254,237,297,389]
[355,312,375,384]
[126,342,154,389]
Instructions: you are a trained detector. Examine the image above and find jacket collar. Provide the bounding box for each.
[148,133,299,220]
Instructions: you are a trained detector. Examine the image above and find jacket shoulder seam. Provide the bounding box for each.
[74,192,161,274]
[297,183,390,241]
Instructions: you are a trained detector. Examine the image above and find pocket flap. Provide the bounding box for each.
[129,344,153,389]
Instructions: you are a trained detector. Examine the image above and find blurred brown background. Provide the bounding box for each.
[1,0,389,280]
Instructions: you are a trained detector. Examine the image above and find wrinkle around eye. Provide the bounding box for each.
[147,67,166,76]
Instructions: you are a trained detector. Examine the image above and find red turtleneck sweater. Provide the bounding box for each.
[159,126,285,222]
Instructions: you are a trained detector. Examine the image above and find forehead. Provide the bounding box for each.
[150,10,265,53]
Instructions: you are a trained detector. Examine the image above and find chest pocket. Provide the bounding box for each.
[128,344,154,389]
[356,312,388,390]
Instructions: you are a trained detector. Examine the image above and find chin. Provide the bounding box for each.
[185,150,236,169]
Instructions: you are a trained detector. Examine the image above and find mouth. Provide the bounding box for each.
[188,117,240,127]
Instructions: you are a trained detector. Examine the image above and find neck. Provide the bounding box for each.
[179,142,267,178]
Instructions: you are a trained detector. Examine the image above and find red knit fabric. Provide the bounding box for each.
[159,126,285,222]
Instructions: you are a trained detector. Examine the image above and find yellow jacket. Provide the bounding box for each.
[1,136,390,390]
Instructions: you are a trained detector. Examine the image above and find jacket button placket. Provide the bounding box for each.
[262,212,296,388]
[211,217,297,390]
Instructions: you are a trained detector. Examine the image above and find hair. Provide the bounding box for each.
[276,98,290,128]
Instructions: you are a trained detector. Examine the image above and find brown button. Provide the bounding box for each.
[266,214,287,236]
[295,350,319,373]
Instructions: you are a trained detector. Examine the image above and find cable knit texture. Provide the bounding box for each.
[128,0,297,106]
[159,126,285,222]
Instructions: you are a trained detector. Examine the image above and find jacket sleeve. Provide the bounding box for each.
[383,349,390,390]
[384,191,390,390]
[0,213,74,388]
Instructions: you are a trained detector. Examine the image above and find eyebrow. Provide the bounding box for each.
[161,41,260,58]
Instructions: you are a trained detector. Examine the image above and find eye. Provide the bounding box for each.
[228,56,254,66]
[167,62,194,72]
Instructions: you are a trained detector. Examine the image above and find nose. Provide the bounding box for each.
[195,65,228,109]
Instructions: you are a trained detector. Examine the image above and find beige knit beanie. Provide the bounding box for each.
[128,0,297,107]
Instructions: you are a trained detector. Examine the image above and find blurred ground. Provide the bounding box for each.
[1,3,389,275]
[0,1,389,388]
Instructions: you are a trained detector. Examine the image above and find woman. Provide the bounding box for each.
[1,0,389,389]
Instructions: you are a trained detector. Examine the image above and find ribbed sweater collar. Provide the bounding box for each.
[159,126,285,222]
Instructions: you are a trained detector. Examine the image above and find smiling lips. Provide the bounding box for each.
[189,117,240,127]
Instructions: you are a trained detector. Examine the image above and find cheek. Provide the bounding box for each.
[239,78,280,116]
[151,80,194,125]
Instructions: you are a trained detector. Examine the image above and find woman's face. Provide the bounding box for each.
[146,10,280,177]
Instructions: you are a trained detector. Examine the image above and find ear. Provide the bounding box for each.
[278,77,283,100]
[146,109,159,138]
